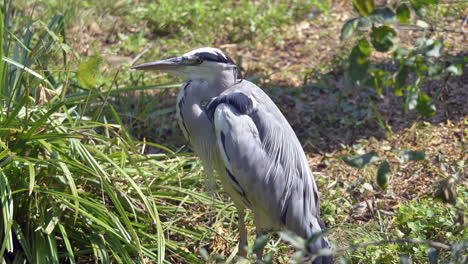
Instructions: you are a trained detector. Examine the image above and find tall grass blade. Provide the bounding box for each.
[12,222,33,262]
[0,9,4,90]
[46,233,59,264]
[0,171,13,254]
[26,160,35,195]
[2,95,28,129]
[64,83,182,103]
[57,157,79,223]
[2,57,54,89]
[21,102,65,141]
[57,223,75,264]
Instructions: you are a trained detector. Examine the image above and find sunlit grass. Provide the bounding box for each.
[0,8,240,263]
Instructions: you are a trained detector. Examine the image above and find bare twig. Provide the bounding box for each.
[335,238,452,252]
[396,25,466,34]
[131,42,157,66]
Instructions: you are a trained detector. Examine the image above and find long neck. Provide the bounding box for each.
[192,65,240,98]
[211,65,241,92]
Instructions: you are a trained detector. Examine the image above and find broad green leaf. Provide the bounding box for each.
[446,64,462,76]
[358,38,371,57]
[342,151,380,168]
[393,47,409,59]
[371,25,397,52]
[397,150,426,163]
[349,40,371,82]
[397,4,411,24]
[427,63,443,77]
[341,18,359,40]
[369,7,396,24]
[368,69,390,95]
[416,20,430,28]
[425,40,443,58]
[352,0,375,16]
[279,231,306,250]
[411,0,439,17]
[416,92,436,117]
[77,56,101,89]
[405,90,418,110]
[376,161,391,190]
[394,65,409,96]
[357,16,372,30]
[252,234,271,253]
[198,247,209,260]
[415,38,442,58]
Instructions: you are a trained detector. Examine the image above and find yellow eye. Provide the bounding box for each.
[184,57,203,65]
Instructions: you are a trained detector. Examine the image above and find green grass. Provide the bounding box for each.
[0,6,240,263]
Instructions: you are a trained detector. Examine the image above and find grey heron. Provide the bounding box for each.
[131,47,332,263]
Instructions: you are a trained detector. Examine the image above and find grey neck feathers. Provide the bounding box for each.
[193,66,242,99]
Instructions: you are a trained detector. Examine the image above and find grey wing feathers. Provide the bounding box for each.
[210,80,323,237]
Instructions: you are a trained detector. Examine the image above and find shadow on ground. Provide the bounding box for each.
[111,60,466,155]
[270,61,467,153]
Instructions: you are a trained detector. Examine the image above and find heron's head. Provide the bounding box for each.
[131,47,242,83]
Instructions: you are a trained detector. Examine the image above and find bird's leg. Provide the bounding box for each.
[255,228,264,262]
[237,208,248,258]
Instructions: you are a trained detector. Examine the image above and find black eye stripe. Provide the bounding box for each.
[196,51,235,64]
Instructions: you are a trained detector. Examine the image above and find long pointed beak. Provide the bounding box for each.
[130,57,184,72]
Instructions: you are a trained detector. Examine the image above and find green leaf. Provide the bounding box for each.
[198,247,209,260]
[371,25,397,52]
[445,64,462,76]
[369,7,396,24]
[393,47,409,59]
[279,231,306,250]
[416,20,430,28]
[357,16,372,30]
[348,40,371,82]
[376,161,391,190]
[397,150,426,163]
[341,18,359,40]
[357,38,371,57]
[425,40,443,58]
[77,56,101,89]
[396,4,411,24]
[342,151,380,168]
[394,65,409,96]
[416,92,436,117]
[405,90,419,110]
[352,0,375,16]
[411,0,439,17]
[252,234,270,253]
[368,69,390,95]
